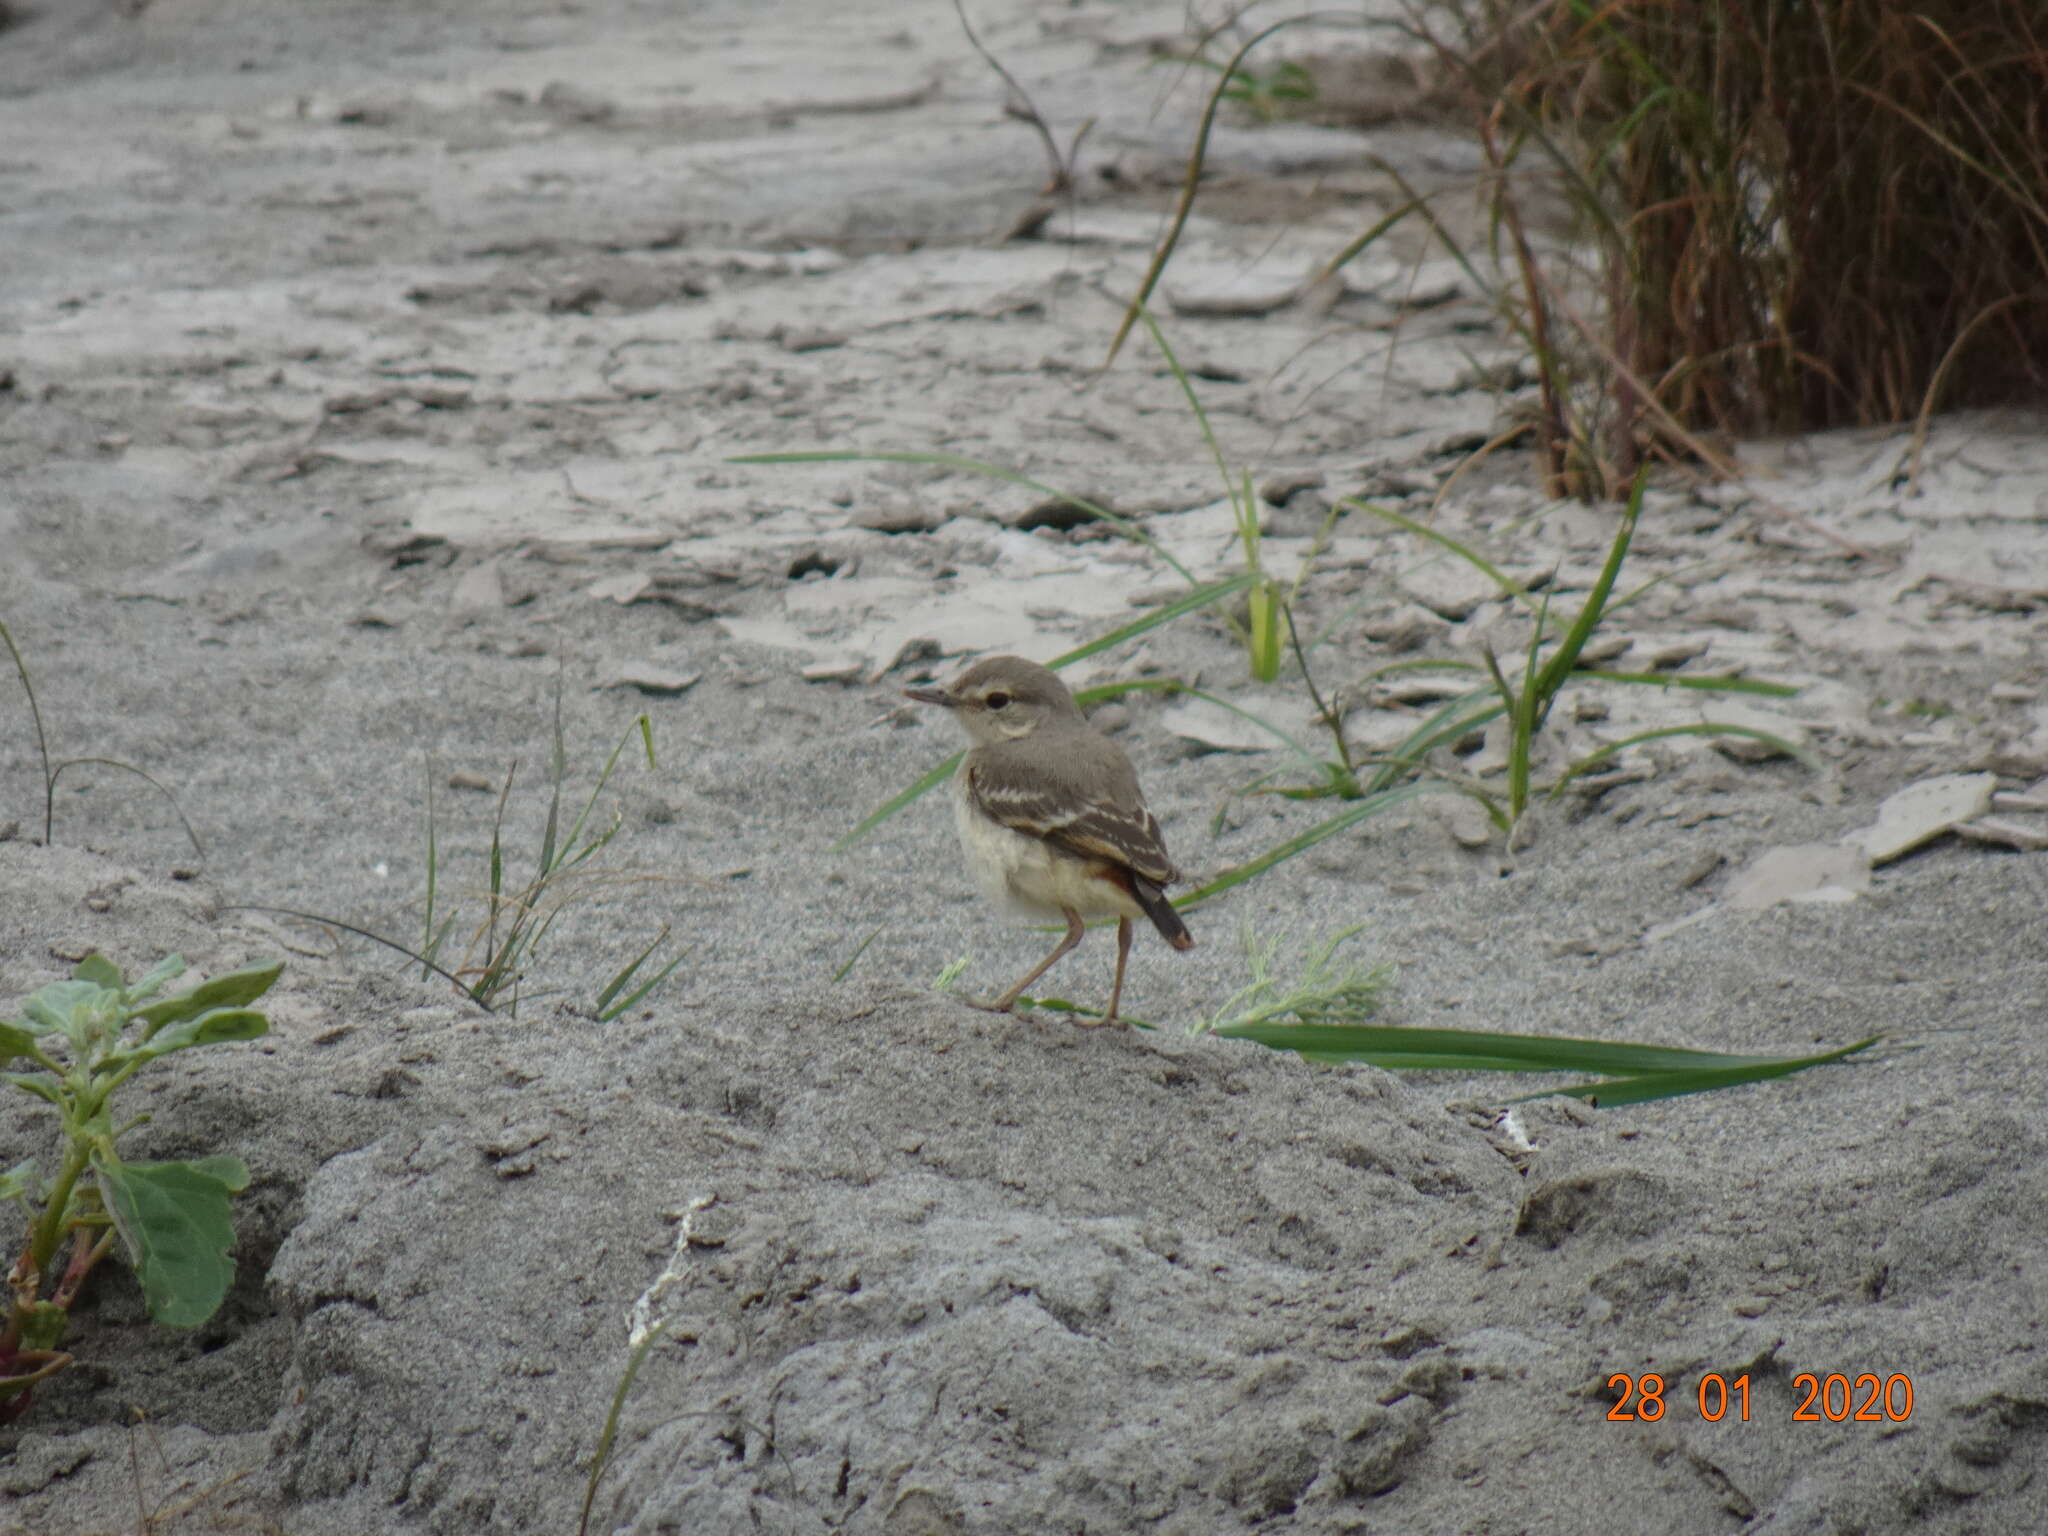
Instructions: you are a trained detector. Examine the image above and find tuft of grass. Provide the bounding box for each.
[1117,3,2048,500]
[422,697,687,1017]
[248,687,685,1020]
[1,616,204,858]
[1421,0,2048,492]
[1198,924,1392,1031]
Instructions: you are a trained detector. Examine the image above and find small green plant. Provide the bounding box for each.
[1,953,280,1424]
[1199,924,1392,1032]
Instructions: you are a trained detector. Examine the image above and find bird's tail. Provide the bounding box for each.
[1130,875,1194,951]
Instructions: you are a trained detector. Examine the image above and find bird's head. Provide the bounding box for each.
[904,654,1086,746]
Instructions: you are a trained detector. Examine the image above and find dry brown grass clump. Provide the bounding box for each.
[1440,0,2048,489]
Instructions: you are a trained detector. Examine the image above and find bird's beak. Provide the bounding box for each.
[903,685,955,708]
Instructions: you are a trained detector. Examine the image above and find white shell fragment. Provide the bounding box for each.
[1849,773,1997,865]
[605,663,702,695]
[1724,844,1872,909]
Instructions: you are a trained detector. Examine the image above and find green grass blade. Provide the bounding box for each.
[45,758,206,859]
[1139,308,1235,512]
[1177,782,1441,908]
[578,1320,672,1536]
[1046,572,1255,669]
[1521,1036,1884,1107]
[422,913,460,968]
[0,617,55,844]
[1552,723,1824,794]
[1364,690,1507,794]
[832,928,882,983]
[1339,498,1531,604]
[421,758,439,984]
[834,751,962,853]
[1532,470,1643,699]
[227,906,485,1007]
[1120,679,1328,774]
[595,925,672,1012]
[1220,1019,1879,1081]
[596,946,687,1023]
[538,678,568,877]
[558,717,650,871]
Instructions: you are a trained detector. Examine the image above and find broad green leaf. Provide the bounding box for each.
[182,1153,251,1193]
[132,962,283,1037]
[95,1155,246,1328]
[126,953,189,1003]
[3,1072,64,1107]
[0,1022,41,1064]
[101,1008,269,1071]
[73,953,124,990]
[0,1156,35,1201]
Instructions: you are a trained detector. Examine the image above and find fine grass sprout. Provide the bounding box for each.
[2,616,202,857]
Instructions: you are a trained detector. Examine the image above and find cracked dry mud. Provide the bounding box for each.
[3,2,2047,1533]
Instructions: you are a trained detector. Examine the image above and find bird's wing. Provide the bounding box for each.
[967,744,1178,885]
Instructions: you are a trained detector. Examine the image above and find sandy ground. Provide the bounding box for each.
[4,1,2048,1532]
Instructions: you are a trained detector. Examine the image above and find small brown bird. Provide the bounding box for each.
[904,654,1194,1025]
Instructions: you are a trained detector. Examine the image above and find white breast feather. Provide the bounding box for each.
[950,772,1140,922]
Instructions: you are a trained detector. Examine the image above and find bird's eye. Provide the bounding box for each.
[986,691,1011,710]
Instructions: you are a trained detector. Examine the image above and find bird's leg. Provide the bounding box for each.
[1091,915,1135,1027]
[976,908,1086,1014]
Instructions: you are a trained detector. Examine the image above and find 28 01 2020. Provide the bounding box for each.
[1605,1372,1915,1423]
